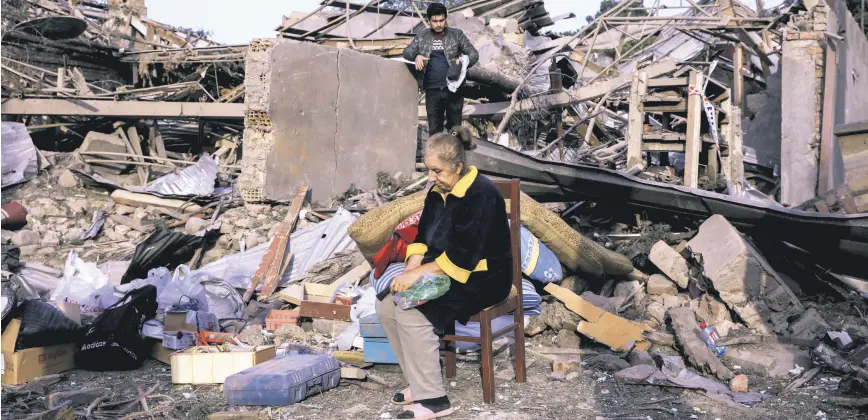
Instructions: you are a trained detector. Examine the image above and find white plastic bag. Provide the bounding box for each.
[157,265,209,311]
[51,251,108,310]
[336,287,378,351]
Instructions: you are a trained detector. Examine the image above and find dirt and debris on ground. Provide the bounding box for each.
[3,0,868,419]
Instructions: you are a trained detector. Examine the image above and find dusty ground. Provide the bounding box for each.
[3,333,864,420]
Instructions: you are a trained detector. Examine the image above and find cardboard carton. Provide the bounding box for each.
[1,319,76,385]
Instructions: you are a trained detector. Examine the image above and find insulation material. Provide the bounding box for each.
[197,208,359,290]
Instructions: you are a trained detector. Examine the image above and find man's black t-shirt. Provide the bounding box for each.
[424,33,448,90]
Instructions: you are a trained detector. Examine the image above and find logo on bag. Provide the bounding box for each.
[81,341,107,351]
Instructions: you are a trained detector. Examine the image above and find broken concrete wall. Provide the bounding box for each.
[687,215,803,335]
[239,39,418,203]
[830,0,868,126]
[780,3,829,206]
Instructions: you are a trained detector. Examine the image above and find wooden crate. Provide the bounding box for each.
[170,345,275,384]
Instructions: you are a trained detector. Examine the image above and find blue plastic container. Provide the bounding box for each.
[224,354,340,406]
[360,314,399,364]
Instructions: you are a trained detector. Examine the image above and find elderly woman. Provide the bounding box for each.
[376,127,513,419]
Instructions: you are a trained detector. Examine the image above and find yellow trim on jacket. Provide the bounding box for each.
[435,252,488,283]
[405,243,428,263]
[432,166,478,200]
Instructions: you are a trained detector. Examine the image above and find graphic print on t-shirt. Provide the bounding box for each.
[424,33,448,89]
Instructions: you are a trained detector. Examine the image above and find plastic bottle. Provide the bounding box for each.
[698,322,726,356]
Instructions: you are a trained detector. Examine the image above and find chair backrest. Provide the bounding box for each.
[492,179,522,295]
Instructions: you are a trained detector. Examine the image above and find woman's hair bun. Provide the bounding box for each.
[449,126,476,151]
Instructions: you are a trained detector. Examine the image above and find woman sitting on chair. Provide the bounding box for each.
[376,127,513,419]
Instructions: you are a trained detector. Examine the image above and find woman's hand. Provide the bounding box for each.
[390,271,418,293]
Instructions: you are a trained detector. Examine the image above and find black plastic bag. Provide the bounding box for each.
[2,244,21,272]
[12,299,82,350]
[121,229,203,284]
[75,285,157,371]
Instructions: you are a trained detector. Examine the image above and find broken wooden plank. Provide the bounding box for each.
[299,300,352,321]
[330,261,373,287]
[626,72,646,169]
[543,283,649,351]
[668,306,733,381]
[256,186,309,301]
[114,127,148,185]
[110,190,202,212]
[340,367,368,380]
[684,71,703,189]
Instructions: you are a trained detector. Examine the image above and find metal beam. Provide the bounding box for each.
[0,99,245,119]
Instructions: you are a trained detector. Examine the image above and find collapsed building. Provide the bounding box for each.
[2,0,868,419]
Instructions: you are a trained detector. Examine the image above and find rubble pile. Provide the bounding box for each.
[2,0,868,419]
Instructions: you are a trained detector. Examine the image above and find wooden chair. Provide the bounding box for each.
[441,178,526,404]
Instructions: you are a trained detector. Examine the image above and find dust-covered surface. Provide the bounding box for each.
[3,328,866,420]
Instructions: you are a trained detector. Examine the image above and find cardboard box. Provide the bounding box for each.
[1,319,76,385]
[170,345,275,384]
[163,310,218,333]
[151,342,174,365]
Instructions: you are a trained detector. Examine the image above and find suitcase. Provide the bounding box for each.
[224,354,340,406]
[360,314,399,364]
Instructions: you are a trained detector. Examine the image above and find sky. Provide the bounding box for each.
[144,0,788,45]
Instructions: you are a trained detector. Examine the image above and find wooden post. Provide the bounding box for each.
[56,67,66,91]
[733,44,744,108]
[550,59,565,159]
[626,72,647,169]
[684,71,703,188]
[818,44,838,196]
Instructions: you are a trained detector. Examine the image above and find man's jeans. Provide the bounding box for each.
[425,88,463,135]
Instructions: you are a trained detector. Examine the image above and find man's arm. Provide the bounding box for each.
[403,33,420,62]
[456,30,479,67]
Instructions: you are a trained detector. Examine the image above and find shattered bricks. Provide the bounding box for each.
[688,215,803,334]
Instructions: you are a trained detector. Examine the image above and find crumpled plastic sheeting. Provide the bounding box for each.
[15,262,62,299]
[1,122,39,187]
[145,153,218,196]
[196,208,359,290]
[653,355,771,405]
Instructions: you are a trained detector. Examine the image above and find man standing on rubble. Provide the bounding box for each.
[403,2,479,135]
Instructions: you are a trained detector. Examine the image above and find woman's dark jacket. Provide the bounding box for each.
[404,166,512,334]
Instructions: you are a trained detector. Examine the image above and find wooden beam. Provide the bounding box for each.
[418,61,678,119]
[626,72,647,168]
[733,44,744,107]
[647,77,689,88]
[818,44,838,196]
[1,99,245,119]
[684,71,703,189]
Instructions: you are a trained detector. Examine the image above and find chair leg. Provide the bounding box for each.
[479,310,495,404]
[444,340,456,379]
[513,310,527,383]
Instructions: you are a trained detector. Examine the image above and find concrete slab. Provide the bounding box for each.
[688,215,803,334]
[723,344,812,378]
[263,42,417,202]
